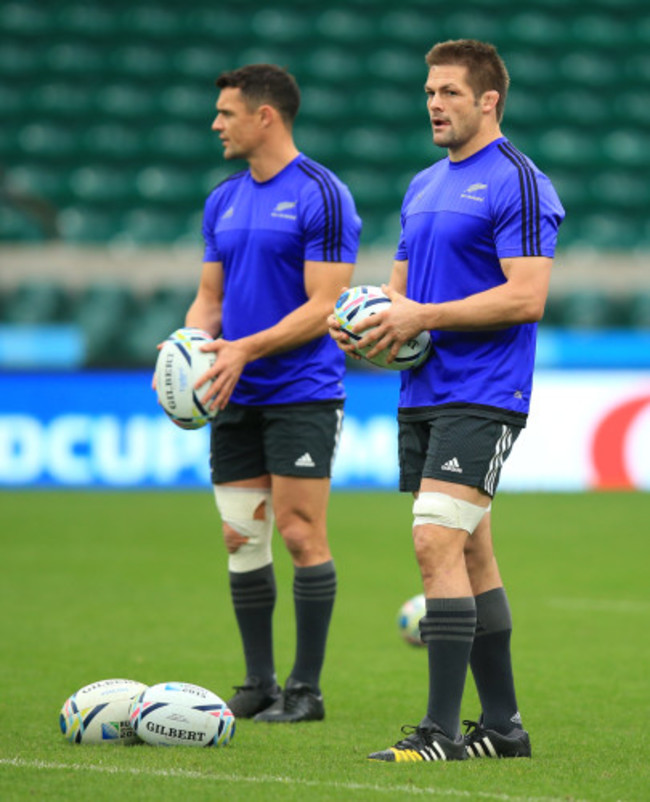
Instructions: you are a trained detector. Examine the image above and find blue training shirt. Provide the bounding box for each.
[202,153,361,405]
[396,137,565,421]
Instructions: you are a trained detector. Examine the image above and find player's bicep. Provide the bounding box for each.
[500,256,553,321]
[194,261,224,305]
[304,260,355,304]
[389,260,408,295]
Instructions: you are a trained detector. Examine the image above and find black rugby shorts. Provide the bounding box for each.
[210,400,344,483]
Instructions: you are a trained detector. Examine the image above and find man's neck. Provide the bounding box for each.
[248,142,300,183]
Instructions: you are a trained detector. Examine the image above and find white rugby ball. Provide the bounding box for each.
[333,285,431,371]
[129,681,235,747]
[397,593,426,647]
[155,327,217,429]
[59,678,148,744]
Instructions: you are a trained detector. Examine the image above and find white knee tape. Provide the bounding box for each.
[213,486,274,573]
[413,492,490,535]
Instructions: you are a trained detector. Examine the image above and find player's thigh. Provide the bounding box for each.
[421,414,522,499]
[210,403,268,484]
[271,474,331,530]
[263,401,344,480]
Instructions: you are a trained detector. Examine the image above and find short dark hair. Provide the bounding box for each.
[216,64,301,126]
[425,39,510,123]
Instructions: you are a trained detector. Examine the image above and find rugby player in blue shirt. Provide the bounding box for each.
[330,40,564,761]
[189,64,361,722]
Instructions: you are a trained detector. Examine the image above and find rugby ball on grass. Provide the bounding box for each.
[129,682,235,747]
[59,678,148,744]
[397,593,426,647]
[155,327,217,429]
[333,285,431,370]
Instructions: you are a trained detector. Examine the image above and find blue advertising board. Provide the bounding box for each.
[0,370,401,489]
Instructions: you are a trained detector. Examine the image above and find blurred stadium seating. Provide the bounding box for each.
[1,0,650,366]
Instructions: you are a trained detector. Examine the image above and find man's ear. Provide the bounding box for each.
[481,90,500,115]
[258,104,275,128]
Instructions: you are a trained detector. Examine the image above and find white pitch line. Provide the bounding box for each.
[547,598,650,614]
[0,757,591,802]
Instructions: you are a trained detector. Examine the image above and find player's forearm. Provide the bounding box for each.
[238,298,331,362]
[421,283,546,332]
[185,297,222,338]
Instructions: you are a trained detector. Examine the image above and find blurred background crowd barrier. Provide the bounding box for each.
[1,0,649,489]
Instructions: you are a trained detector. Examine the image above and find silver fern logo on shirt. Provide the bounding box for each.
[221,206,235,219]
[461,183,487,202]
[271,201,297,220]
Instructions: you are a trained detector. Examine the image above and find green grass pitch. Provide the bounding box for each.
[1,490,649,802]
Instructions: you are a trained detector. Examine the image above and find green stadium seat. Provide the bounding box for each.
[96,84,158,120]
[159,84,216,122]
[341,127,403,164]
[183,7,248,41]
[6,163,73,206]
[118,6,181,39]
[364,86,423,126]
[557,290,622,329]
[500,50,558,87]
[55,4,118,38]
[69,166,138,205]
[110,44,169,78]
[3,282,71,324]
[44,42,106,76]
[300,86,356,124]
[508,11,570,46]
[173,46,233,80]
[72,283,138,364]
[338,170,398,206]
[577,214,643,250]
[82,122,145,159]
[0,207,47,242]
[504,88,548,128]
[135,166,203,205]
[315,9,376,45]
[570,13,629,47]
[558,51,619,87]
[58,206,120,243]
[30,82,95,119]
[602,130,649,167]
[537,128,602,167]
[589,172,650,211]
[300,48,366,84]
[615,90,650,126]
[147,124,213,161]
[0,1,51,35]
[443,10,503,42]
[366,48,425,85]
[117,208,189,245]
[548,89,608,126]
[252,8,312,42]
[626,291,650,329]
[17,123,78,158]
[378,10,438,46]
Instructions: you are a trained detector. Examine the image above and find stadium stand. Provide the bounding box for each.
[1,0,649,365]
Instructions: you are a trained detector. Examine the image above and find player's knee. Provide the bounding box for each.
[413,491,490,536]
[213,486,274,572]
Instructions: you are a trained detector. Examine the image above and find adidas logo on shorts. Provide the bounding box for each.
[295,452,316,468]
[441,457,463,473]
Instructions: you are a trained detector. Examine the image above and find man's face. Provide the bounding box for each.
[212,87,260,161]
[425,64,484,157]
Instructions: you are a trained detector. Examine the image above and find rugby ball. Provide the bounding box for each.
[397,593,426,647]
[333,285,431,370]
[59,678,148,744]
[129,682,235,747]
[155,327,217,429]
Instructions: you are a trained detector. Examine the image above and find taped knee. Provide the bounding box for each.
[213,486,274,573]
[413,492,490,536]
